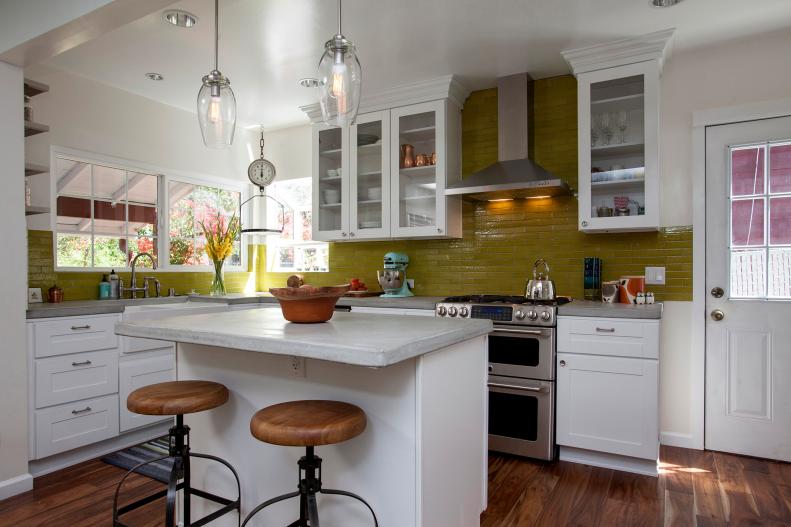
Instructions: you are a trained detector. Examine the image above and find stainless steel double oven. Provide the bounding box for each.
[436,296,563,461]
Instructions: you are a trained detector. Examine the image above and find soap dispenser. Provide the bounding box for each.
[99,274,111,300]
[109,269,120,299]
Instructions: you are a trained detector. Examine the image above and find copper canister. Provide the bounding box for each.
[415,154,428,167]
[48,285,64,303]
[401,144,415,168]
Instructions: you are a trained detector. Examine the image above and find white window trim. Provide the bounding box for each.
[50,146,249,273]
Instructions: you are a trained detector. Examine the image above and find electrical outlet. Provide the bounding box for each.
[645,266,666,285]
[288,356,306,378]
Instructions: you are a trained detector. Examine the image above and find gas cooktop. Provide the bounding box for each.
[441,295,572,306]
[436,295,572,326]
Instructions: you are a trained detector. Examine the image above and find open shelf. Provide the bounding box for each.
[591,141,644,158]
[357,199,382,205]
[357,143,382,152]
[591,177,645,192]
[25,205,50,216]
[402,195,435,202]
[24,121,49,137]
[319,175,342,182]
[319,148,342,157]
[591,93,644,112]
[400,126,436,143]
[400,165,436,177]
[24,78,49,98]
[319,203,342,209]
[25,162,48,177]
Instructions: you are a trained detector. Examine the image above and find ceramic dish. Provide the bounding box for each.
[269,285,351,323]
[357,134,379,146]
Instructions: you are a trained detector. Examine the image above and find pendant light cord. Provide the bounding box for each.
[337,0,342,36]
[214,0,219,70]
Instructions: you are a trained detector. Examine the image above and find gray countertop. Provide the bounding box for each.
[558,300,663,319]
[115,309,492,367]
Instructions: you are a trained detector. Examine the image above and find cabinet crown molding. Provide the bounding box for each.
[561,28,675,76]
[300,74,470,124]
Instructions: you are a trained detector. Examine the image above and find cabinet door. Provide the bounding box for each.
[119,350,175,432]
[313,124,349,241]
[350,110,390,239]
[578,60,660,232]
[556,352,658,460]
[390,100,447,238]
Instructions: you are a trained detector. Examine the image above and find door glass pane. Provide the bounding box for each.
[489,336,540,367]
[398,111,436,228]
[769,196,791,245]
[768,248,791,299]
[589,75,646,219]
[731,249,766,298]
[769,143,791,194]
[318,127,343,232]
[732,146,765,196]
[488,391,538,441]
[356,120,384,230]
[731,198,765,246]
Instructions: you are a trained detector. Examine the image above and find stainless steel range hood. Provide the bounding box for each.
[445,73,571,201]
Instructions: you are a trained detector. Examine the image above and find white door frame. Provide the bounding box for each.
[690,97,791,450]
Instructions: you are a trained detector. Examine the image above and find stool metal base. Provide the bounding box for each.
[112,415,241,527]
[242,446,378,527]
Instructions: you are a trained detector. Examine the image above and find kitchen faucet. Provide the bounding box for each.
[120,253,160,299]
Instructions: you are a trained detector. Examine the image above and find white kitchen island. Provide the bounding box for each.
[115,308,491,527]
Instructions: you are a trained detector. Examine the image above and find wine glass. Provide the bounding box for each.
[600,113,613,145]
[591,113,600,147]
[617,110,629,144]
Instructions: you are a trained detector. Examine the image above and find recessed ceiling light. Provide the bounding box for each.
[651,0,683,6]
[164,10,198,28]
[298,78,323,88]
[145,72,164,81]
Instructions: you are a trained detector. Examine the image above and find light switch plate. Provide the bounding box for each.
[645,266,666,285]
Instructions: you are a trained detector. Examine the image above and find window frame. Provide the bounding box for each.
[727,140,791,300]
[51,146,248,273]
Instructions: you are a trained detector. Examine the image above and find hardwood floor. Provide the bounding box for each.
[1,445,789,526]
[482,446,791,527]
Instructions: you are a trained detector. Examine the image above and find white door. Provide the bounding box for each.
[705,116,791,461]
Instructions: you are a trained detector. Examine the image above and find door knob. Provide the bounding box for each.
[559,360,566,367]
[710,309,725,321]
[711,287,724,298]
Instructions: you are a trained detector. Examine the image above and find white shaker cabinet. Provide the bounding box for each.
[556,316,660,476]
[562,29,674,233]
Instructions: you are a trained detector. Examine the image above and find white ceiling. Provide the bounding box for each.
[43,0,791,129]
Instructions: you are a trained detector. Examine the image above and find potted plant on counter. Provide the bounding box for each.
[200,212,240,296]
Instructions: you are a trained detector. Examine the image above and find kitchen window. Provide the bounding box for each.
[729,142,791,299]
[54,151,245,271]
[265,177,329,272]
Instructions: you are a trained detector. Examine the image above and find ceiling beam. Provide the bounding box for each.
[56,162,89,193]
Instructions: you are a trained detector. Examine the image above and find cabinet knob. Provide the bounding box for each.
[437,228,443,233]
[349,232,355,237]
[559,360,566,367]
[581,220,589,227]
[341,232,347,237]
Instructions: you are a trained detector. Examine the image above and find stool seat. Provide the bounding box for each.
[250,400,366,447]
[127,380,229,416]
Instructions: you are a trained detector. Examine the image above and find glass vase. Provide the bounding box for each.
[210,259,226,296]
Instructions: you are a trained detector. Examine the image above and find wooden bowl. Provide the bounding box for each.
[269,285,351,323]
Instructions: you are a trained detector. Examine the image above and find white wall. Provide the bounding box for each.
[24,64,257,230]
[262,125,313,182]
[661,28,791,227]
[0,61,33,498]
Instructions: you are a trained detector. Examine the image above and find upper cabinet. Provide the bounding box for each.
[563,29,674,233]
[304,76,467,242]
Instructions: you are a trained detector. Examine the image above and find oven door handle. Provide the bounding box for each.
[487,381,546,393]
[492,328,545,336]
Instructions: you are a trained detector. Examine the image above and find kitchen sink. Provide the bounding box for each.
[122,301,229,321]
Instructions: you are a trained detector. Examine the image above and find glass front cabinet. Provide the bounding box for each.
[565,30,673,233]
[310,96,462,242]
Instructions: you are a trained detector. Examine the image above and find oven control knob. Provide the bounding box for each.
[459,307,469,317]
[448,306,458,317]
[437,306,447,316]
[540,311,552,322]
[515,310,526,320]
[527,310,538,321]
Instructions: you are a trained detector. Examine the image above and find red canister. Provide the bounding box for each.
[618,276,645,304]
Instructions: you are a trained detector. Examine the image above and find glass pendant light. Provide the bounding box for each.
[197,0,236,148]
[318,0,362,127]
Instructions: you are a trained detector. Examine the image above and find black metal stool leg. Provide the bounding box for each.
[112,453,173,526]
[166,456,183,527]
[307,492,320,527]
[321,488,379,527]
[240,491,300,527]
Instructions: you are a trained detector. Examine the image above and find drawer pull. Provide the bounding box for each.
[70,325,92,331]
[487,382,546,393]
[71,406,92,415]
[71,360,92,367]
[595,327,616,333]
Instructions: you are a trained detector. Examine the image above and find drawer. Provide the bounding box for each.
[34,394,119,459]
[119,350,175,432]
[33,315,119,358]
[558,317,659,359]
[35,350,119,409]
[123,335,175,354]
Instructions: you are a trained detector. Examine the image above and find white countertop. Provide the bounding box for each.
[115,308,492,367]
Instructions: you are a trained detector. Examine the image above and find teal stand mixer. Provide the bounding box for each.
[376,252,414,298]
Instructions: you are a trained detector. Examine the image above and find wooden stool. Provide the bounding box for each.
[241,400,378,527]
[112,381,241,527]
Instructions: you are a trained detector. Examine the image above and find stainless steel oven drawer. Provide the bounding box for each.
[488,375,555,460]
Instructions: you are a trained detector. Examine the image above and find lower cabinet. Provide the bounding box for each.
[34,394,120,459]
[119,348,176,432]
[556,352,658,460]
